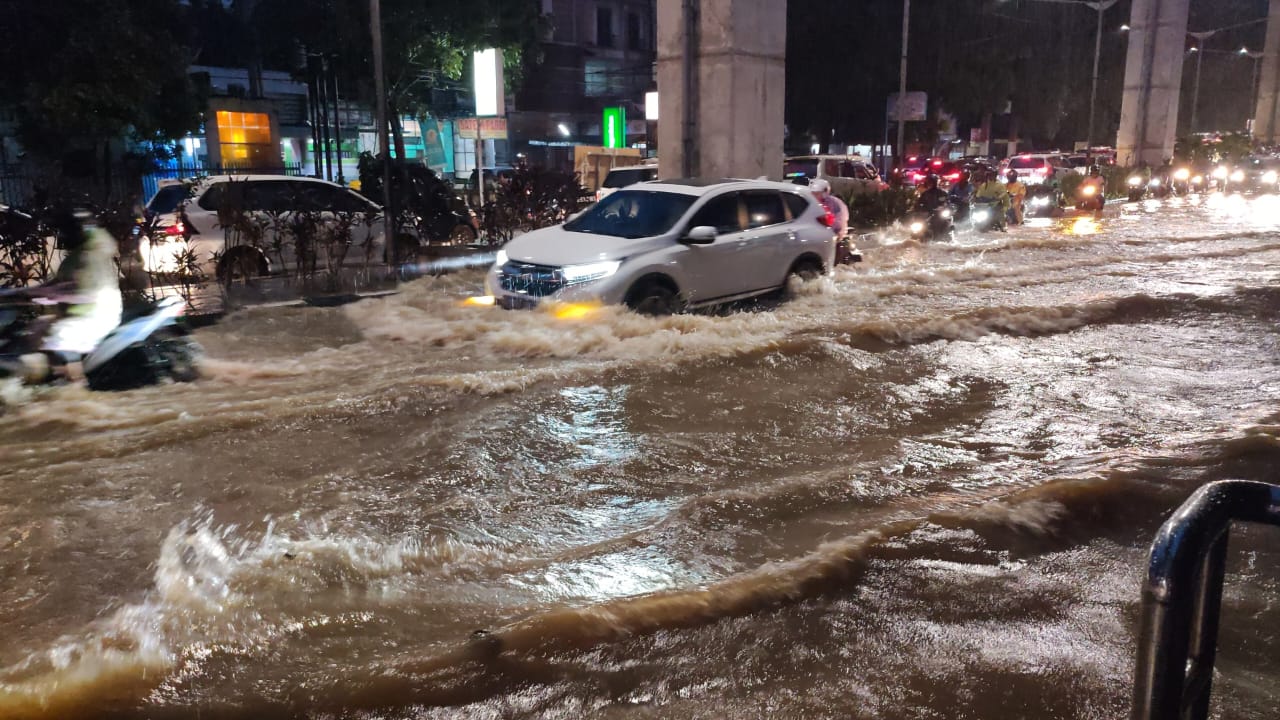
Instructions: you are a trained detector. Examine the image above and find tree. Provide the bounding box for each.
[253,0,545,158]
[0,0,204,181]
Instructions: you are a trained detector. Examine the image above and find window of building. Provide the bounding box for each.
[454,135,477,175]
[215,111,275,167]
[584,60,613,97]
[627,12,642,50]
[596,5,614,47]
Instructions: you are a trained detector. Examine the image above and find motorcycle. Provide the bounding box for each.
[1024,185,1061,218]
[835,231,863,265]
[1126,173,1161,202]
[969,197,1004,232]
[1171,167,1194,196]
[905,203,955,241]
[0,289,200,391]
[1076,181,1105,211]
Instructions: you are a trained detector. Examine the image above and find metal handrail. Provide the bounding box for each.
[1131,480,1280,720]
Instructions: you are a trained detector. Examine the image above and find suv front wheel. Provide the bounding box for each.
[624,279,681,316]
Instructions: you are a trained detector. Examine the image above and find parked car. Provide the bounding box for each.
[890,155,937,186]
[141,175,401,282]
[486,179,836,314]
[784,155,887,196]
[596,163,660,202]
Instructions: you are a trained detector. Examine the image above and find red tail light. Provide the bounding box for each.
[946,172,961,181]
[164,222,185,237]
[818,210,834,227]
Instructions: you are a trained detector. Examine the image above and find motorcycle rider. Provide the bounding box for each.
[1006,170,1027,225]
[1081,165,1107,210]
[809,179,853,263]
[809,179,849,237]
[916,174,949,212]
[974,169,1010,230]
[948,170,975,221]
[1,208,121,383]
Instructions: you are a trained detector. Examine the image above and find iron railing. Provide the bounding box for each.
[1131,480,1280,720]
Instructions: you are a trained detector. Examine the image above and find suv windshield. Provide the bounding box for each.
[565,190,696,239]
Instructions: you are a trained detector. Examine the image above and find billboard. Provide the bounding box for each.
[886,92,928,122]
[456,117,508,140]
[473,49,505,117]
[603,107,627,149]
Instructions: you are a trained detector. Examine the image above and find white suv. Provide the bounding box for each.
[1004,153,1073,185]
[486,179,836,314]
[141,175,386,281]
[595,164,660,202]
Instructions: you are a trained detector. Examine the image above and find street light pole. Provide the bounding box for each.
[895,0,910,165]
[1086,1,1118,147]
[370,0,395,266]
[1187,31,1217,135]
[1242,48,1265,132]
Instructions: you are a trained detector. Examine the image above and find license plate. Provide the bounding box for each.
[498,295,538,310]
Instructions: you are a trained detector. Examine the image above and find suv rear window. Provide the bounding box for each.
[1009,157,1047,170]
[147,185,189,215]
[602,168,655,189]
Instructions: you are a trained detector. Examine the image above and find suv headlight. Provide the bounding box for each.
[1264,170,1278,184]
[560,260,621,284]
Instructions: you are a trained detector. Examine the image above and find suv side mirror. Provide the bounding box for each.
[682,226,717,244]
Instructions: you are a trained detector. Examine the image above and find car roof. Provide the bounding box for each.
[638,178,812,196]
[197,174,352,187]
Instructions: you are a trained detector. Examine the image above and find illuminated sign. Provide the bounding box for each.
[473,49,505,117]
[603,106,626,149]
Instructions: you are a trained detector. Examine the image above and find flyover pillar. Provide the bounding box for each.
[1116,0,1192,165]
[656,0,787,180]
[1253,0,1280,142]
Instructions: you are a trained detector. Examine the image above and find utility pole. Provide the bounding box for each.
[896,0,910,165]
[1087,0,1118,147]
[370,0,395,266]
[1242,48,1265,132]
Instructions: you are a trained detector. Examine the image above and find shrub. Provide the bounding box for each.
[841,187,917,229]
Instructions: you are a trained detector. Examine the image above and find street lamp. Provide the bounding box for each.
[1005,0,1116,148]
[1241,47,1265,132]
[1187,30,1217,134]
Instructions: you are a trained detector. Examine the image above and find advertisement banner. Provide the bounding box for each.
[455,117,508,140]
[886,92,928,122]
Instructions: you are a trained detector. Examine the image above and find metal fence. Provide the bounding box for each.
[0,163,308,208]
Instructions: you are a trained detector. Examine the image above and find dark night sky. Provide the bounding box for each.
[784,0,1269,150]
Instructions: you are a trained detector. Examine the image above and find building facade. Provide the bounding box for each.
[510,0,656,170]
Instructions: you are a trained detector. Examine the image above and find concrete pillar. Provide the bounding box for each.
[656,0,786,180]
[1116,0,1192,166]
[1253,0,1280,142]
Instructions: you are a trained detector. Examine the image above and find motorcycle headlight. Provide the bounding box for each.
[939,209,952,219]
[1192,175,1204,185]
[1213,166,1229,180]
[1231,170,1245,183]
[1264,171,1278,184]
[494,249,509,267]
[1128,176,1143,187]
[1082,185,1097,196]
[560,260,622,284]
[1174,168,1191,181]
[1149,178,1161,187]
[1031,197,1050,207]
[909,221,925,233]
[973,210,990,221]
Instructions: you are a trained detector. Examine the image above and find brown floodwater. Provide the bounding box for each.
[2,193,1280,719]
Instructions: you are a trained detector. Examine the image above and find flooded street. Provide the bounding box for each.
[3,195,1280,718]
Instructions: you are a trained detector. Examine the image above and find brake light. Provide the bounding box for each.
[164,222,185,237]
[931,159,943,167]
[818,210,834,227]
[945,172,961,181]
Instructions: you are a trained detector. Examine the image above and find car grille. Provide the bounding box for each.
[498,261,566,298]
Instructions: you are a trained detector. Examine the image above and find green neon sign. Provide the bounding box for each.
[603,107,627,149]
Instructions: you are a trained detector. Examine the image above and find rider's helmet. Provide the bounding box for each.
[1006,170,1019,183]
[923,174,940,190]
[809,178,831,196]
[1089,165,1102,177]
